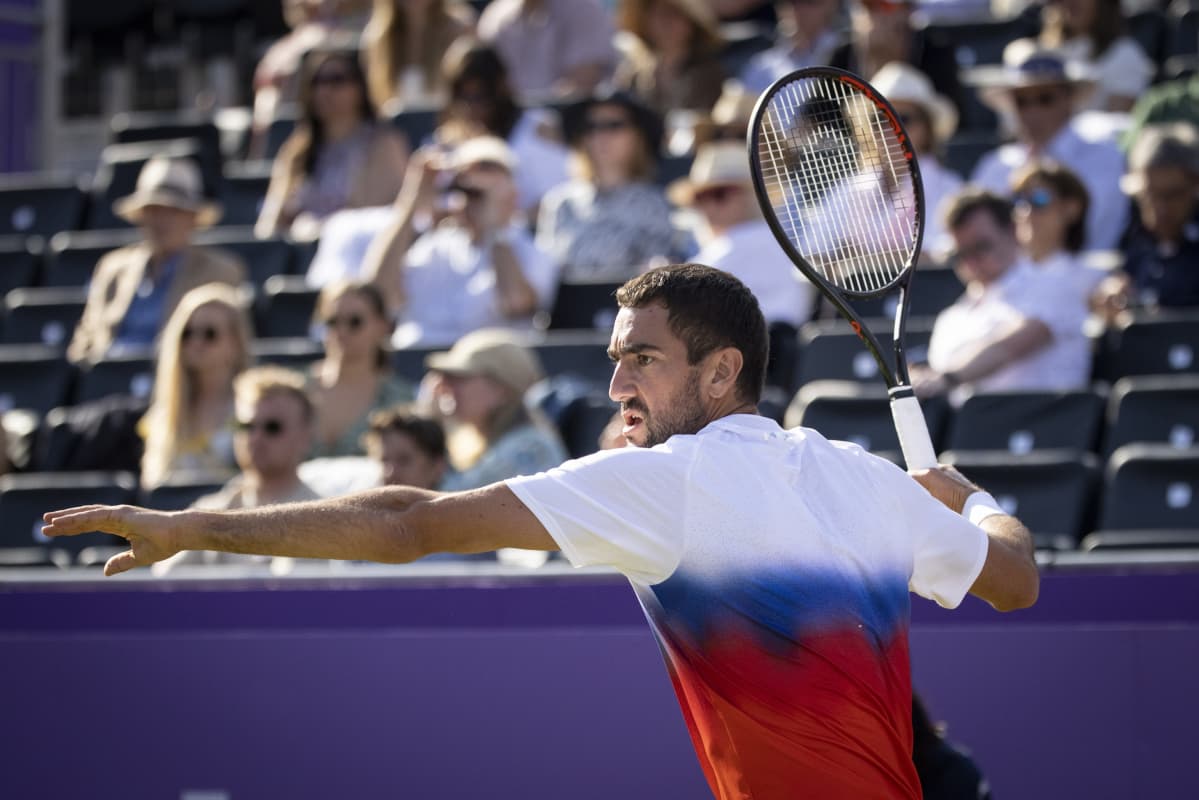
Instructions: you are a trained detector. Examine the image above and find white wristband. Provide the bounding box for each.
[962,491,1005,526]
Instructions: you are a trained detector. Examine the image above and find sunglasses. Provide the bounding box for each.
[236,418,286,437]
[694,185,740,205]
[312,72,353,87]
[584,118,631,135]
[1014,187,1055,210]
[181,325,221,343]
[325,313,365,332]
[954,239,997,261]
[1013,90,1065,110]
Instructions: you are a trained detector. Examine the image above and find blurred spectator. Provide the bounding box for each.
[831,0,963,114]
[912,695,992,799]
[1094,124,1199,318]
[364,137,558,345]
[257,48,410,240]
[154,367,321,573]
[139,284,254,489]
[870,61,962,260]
[613,0,727,116]
[434,39,570,212]
[1036,0,1153,113]
[363,404,448,487]
[425,329,568,491]
[362,0,477,112]
[913,190,1090,404]
[969,42,1128,252]
[598,410,628,450]
[710,0,777,22]
[1122,75,1199,152]
[307,281,415,457]
[692,80,756,149]
[1010,161,1105,297]
[669,142,815,381]
[538,90,682,281]
[477,0,617,102]
[739,0,844,93]
[69,158,245,365]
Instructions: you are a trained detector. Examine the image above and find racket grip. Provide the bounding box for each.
[889,394,938,471]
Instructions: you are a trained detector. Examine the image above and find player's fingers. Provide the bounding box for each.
[104,551,139,577]
[41,507,124,538]
[42,504,106,524]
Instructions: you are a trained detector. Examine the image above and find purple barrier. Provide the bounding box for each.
[0,1,40,173]
[1,568,1197,799]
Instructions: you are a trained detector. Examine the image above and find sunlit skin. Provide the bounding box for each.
[950,210,1020,288]
[138,205,198,262]
[310,56,366,135]
[607,303,753,448]
[584,104,642,189]
[1010,84,1074,149]
[322,290,392,366]
[179,303,239,378]
[438,372,512,429]
[1013,180,1082,262]
[1134,165,1198,244]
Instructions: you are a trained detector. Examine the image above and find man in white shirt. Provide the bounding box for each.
[739,0,844,93]
[968,43,1128,251]
[45,264,1038,800]
[914,190,1092,404]
[362,136,559,347]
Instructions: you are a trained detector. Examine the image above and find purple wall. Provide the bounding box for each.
[0,0,40,173]
[1,569,1197,799]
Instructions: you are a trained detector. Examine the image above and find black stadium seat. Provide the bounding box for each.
[252,337,322,371]
[0,175,87,239]
[796,318,934,387]
[109,111,223,181]
[922,15,1040,68]
[74,350,157,404]
[140,470,229,511]
[194,227,294,286]
[0,471,135,565]
[1098,445,1199,531]
[256,275,319,339]
[531,332,614,387]
[43,229,139,287]
[220,160,273,227]
[0,236,41,295]
[945,388,1107,455]
[87,139,216,230]
[847,266,964,322]
[2,287,87,347]
[1171,0,1199,57]
[389,107,440,148]
[1096,311,1199,381]
[787,381,949,461]
[393,345,437,384]
[942,450,1102,546]
[0,345,74,415]
[547,280,622,331]
[1105,375,1199,455]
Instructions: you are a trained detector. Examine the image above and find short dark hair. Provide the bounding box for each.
[943,188,1015,234]
[616,263,768,404]
[366,405,447,461]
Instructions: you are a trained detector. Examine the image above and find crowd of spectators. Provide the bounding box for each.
[2,0,1199,565]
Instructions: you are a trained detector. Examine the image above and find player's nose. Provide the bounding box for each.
[609,361,634,403]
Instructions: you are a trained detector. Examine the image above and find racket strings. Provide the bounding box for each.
[758,74,919,294]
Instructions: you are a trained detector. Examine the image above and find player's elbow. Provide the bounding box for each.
[991,565,1040,612]
[376,506,430,564]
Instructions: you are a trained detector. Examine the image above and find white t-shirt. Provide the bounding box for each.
[507,414,987,797]
[928,258,1091,401]
[693,220,815,329]
[1059,36,1154,111]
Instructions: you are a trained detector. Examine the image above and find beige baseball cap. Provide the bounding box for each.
[425,329,545,395]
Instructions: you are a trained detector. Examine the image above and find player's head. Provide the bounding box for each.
[610,264,767,448]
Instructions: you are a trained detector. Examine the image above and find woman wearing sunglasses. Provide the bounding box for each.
[306,281,415,458]
[140,284,255,489]
[1010,161,1105,298]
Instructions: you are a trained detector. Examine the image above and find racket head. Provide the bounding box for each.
[748,67,926,300]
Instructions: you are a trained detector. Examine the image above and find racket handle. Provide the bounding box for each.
[889,393,938,471]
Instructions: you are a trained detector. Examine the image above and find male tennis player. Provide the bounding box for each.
[45,264,1038,800]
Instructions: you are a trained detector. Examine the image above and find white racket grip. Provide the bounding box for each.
[889,394,938,471]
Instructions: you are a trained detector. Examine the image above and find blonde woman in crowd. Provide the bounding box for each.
[307,281,414,458]
[139,284,254,489]
[362,0,476,112]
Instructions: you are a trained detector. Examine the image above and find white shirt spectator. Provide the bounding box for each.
[920,158,964,260]
[693,220,815,329]
[739,30,843,94]
[927,259,1091,402]
[306,205,396,288]
[509,109,570,211]
[394,222,559,347]
[1030,249,1107,299]
[1058,36,1154,112]
[971,124,1128,251]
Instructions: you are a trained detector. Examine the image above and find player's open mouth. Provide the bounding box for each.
[622,409,644,436]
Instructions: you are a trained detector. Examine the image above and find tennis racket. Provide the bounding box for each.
[747,66,937,470]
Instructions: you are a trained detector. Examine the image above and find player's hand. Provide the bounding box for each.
[42,505,183,576]
[909,465,982,514]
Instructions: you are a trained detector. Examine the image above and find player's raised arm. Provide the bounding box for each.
[41,483,556,576]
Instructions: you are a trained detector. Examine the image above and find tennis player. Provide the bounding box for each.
[44,263,1038,799]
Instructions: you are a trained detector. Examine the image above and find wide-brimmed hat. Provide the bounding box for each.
[667,142,752,206]
[113,156,222,227]
[870,62,958,145]
[1119,123,1199,195]
[619,0,722,45]
[966,39,1096,112]
[425,329,545,395]
[449,135,519,173]
[561,88,664,153]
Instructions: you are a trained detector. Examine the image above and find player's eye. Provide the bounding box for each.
[635,354,654,366]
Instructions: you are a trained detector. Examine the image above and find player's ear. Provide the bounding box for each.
[707,347,743,400]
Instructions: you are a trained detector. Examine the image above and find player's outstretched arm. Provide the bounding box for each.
[911,466,1039,612]
[42,484,556,576]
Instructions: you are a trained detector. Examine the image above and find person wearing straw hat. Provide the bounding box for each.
[870,61,962,260]
[68,157,246,365]
[967,40,1128,252]
[739,0,844,94]
[613,0,728,116]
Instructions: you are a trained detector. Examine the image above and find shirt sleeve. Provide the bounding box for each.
[506,443,694,585]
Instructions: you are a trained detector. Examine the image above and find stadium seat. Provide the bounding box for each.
[109,111,223,180]
[0,174,87,239]
[0,345,74,415]
[531,382,618,460]
[1170,0,1199,56]
[717,22,773,77]
[43,229,139,287]
[795,318,934,387]
[658,154,695,188]
[1080,529,1199,551]
[193,226,295,286]
[0,236,41,296]
[220,160,272,227]
[1127,9,1168,66]
[945,388,1107,454]
[32,394,147,473]
[389,106,440,148]
[942,450,1102,545]
[547,280,623,331]
[1095,311,1199,381]
[787,381,949,460]
[140,470,229,511]
[74,350,156,404]
[87,139,216,230]
[1098,444,1199,531]
[922,15,1040,68]
[264,113,297,161]
[943,132,1001,182]
[1104,375,1199,455]
[846,266,964,322]
[252,337,322,371]
[256,275,319,339]
[2,287,87,347]
[532,331,614,387]
[0,471,135,565]
[393,345,438,384]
